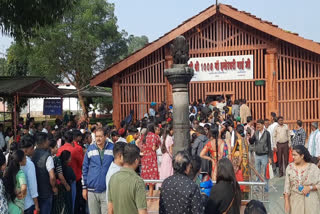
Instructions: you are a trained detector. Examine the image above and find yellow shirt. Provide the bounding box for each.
[126,135,134,144]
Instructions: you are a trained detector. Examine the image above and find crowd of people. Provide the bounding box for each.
[0,95,319,214]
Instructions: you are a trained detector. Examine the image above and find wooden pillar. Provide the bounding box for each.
[165,46,173,105]
[112,77,121,128]
[265,48,278,118]
[13,94,17,138]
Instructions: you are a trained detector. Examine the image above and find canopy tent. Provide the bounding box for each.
[0,76,63,97]
[0,76,63,136]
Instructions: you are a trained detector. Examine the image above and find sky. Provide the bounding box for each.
[1,0,319,54]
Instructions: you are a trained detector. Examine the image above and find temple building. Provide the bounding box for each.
[91,4,320,134]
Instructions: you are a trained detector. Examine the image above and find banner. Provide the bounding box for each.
[188,55,254,81]
[43,99,62,115]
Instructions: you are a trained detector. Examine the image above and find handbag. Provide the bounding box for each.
[266,164,270,179]
[289,148,294,163]
[223,194,235,214]
[268,163,274,179]
[273,151,278,163]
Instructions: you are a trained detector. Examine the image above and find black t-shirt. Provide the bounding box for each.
[63,165,76,185]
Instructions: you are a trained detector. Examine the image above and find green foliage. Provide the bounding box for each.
[127,35,149,55]
[6,43,31,77]
[28,0,128,89]
[0,0,78,40]
[2,0,149,116]
[0,57,7,75]
[92,96,113,113]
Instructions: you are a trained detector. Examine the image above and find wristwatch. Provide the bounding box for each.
[310,185,313,191]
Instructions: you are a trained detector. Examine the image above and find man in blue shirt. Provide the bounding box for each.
[20,135,40,214]
[82,127,114,214]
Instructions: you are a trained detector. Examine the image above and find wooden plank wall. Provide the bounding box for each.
[119,48,165,121]
[185,15,270,120]
[277,42,320,136]
[117,14,319,138]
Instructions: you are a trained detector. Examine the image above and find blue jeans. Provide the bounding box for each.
[24,205,35,214]
[71,181,76,213]
[255,154,269,192]
[38,196,53,214]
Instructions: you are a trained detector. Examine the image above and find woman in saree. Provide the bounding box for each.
[200,124,231,180]
[232,125,250,198]
[284,145,320,214]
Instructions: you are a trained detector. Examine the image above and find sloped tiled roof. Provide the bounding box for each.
[91,4,320,87]
[0,76,63,97]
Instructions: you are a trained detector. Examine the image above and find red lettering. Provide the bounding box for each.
[189,61,193,69]
[195,61,199,71]
[245,58,251,69]
[237,59,244,70]
[215,61,220,70]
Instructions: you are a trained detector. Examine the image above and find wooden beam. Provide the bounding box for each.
[265,48,278,118]
[219,5,320,55]
[165,46,173,105]
[112,77,121,128]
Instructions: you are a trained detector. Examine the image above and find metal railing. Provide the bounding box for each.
[144,179,268,202]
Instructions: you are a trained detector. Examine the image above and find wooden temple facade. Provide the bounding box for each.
[91,4,320,135]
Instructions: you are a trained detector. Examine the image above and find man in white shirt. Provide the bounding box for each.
[106,142,126,206]
[41,121,48,133]
[267,117,278,151]
[116,128,127,143]
[308,122,320,164]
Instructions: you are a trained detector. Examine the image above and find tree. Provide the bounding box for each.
[0,43,30,112]
[0,0,78,40]
[0,57,7,75]
[26,0,128,119]
[127,35,149,55]
[6,43,30,77]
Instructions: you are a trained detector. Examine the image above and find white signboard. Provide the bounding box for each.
[188,55,254,81]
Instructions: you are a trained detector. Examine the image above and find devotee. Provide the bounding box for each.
[0,124,5,151]
[4,150,27,214]
[284,145,320,214]
[117,128,127,143]
[240,99,251,124]
[49,139,71,214]
[205,158,241,214]
[108,144,147,214]
[192,126,210,175]
[273,116,291,177]
[159,125,174,180]
[82,127,114,214]
[307,122,320,165]
[32,133,57,214]
[249,119,272,192]
[232,100,240,120]
[20,136,40,214]
[160,151,204,214]
[244,200,267,214]
[0,151,8,213]
[292,120,306,147]
[140,123,161,199]
[57,131,83,213]
[105,142,126,203]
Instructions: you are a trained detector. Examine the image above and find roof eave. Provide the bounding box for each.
[90,5,217,86]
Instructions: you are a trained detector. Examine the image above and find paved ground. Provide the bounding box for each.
[268,176,286,214]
